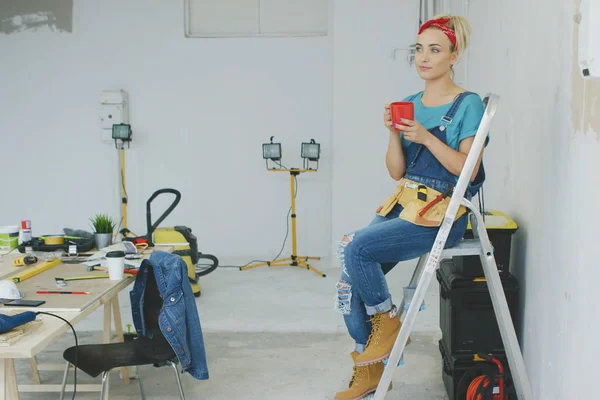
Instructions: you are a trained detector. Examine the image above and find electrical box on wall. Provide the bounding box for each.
[578,0,600,79]
[100,90,129,142]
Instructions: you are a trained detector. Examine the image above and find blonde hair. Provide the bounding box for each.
[429,14,472,59]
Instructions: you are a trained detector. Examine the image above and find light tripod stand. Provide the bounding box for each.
[240,168,325,277]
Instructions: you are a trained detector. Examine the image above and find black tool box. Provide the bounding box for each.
[437,259,519,355]
[453,210,518,277]
[439,338,517,400]
[18,236,94,254]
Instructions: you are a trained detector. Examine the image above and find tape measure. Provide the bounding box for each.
[58,273,135,282]
[42,235,65,245]
[13,255,38,267]
[417,185,428,202]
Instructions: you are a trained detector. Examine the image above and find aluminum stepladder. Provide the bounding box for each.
[372,94,534,400]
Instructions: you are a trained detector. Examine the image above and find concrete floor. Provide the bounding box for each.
[13,258,451,400]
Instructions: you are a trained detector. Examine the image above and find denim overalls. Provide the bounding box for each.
[404,91,485,198]
[336,92,485,353]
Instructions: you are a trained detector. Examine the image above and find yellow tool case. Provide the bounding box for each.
[455,210,518,277]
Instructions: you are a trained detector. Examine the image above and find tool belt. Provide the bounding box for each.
[376,178,467,227]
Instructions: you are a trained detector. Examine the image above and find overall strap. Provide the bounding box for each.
[406,91,423,102]
[408,91,476,166]
[439,91,477,132]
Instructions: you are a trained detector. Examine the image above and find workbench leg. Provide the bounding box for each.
[2,359,20,400]
[29,357,40,384]
[111,298,131,384]
[101,302,112,399]
[1,359,5,400]
[103,300,112,344]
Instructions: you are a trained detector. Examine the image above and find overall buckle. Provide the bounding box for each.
[439,116,453,131]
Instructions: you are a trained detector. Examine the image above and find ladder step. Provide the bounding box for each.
[440,239,485,258]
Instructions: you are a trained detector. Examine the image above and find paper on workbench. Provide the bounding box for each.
[125,259,142,269]
[87,241,138,261]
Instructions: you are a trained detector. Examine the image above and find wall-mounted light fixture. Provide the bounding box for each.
[112,123,132,149]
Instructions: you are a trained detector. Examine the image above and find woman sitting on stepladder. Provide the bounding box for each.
[334,14,487,400]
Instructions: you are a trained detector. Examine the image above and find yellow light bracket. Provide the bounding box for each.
[241,168,324,277]
[113,123,137,238]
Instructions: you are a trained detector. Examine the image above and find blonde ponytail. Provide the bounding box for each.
[431,14,472,58]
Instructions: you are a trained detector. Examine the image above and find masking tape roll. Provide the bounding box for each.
[44,236,65,245]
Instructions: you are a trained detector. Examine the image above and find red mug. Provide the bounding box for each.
[390,102,414,125]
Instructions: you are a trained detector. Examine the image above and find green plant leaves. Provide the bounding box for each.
[89,214,115,234]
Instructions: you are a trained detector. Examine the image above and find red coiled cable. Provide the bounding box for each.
[466,356,506,400]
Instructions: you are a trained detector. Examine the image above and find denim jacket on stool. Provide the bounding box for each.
[130,251,209,380]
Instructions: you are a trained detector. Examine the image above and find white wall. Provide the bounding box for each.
[466,0,600,398]
[0,0,332,261]
[330,0,421,253]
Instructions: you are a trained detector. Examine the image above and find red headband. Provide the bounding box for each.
[418,17,457,49]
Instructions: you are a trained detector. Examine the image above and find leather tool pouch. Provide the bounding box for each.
[376,178,466,227]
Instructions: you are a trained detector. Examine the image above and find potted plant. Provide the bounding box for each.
[90,213,116,250]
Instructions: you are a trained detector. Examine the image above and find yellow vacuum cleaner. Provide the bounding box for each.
[125,189,218,297]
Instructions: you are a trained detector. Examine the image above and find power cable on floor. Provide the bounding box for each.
[220,175,298,269]
[36,312,78,400]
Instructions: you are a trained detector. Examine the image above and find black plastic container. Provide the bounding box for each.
[439,339,517,400]
[453,210,518,277]
[437,260,519,355]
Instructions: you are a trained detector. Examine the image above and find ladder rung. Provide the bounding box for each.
[440,239,485,258]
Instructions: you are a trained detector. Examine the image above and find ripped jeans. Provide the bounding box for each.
[335,203,468,353]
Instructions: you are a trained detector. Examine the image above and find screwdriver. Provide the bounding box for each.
[419,187,454,217]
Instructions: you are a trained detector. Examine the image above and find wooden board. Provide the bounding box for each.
[0,245,172,279]
[0,251,32,280]
[0,310,44,347]
[0,245,173,312]
[0,262,133,312]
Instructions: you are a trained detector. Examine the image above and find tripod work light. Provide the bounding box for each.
[247,138,324,277]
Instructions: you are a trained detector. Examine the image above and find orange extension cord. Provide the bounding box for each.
[467,375,492,400]
[466,356,506,400]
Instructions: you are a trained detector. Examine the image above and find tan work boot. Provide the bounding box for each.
[354,307,410,366]
[334,352,391,400]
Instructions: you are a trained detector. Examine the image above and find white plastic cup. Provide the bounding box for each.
[105,250,125,280]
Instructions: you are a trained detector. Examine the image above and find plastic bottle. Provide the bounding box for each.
[18,220,32,244]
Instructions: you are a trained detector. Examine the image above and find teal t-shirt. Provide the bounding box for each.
[399,91,487,151]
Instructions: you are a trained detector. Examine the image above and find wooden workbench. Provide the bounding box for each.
[0,245,173,400]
